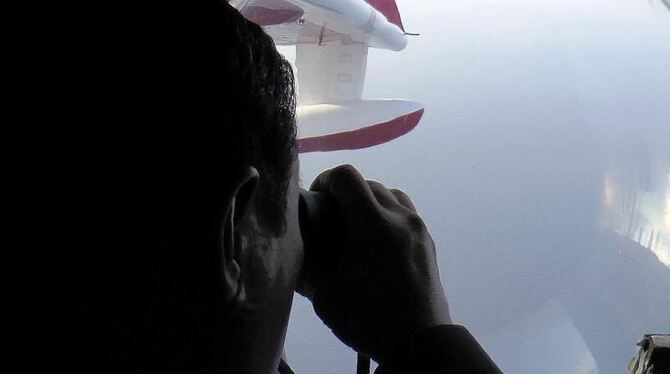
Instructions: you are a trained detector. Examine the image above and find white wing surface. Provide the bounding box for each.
[232,0,424,152]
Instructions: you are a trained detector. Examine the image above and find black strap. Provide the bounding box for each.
[357,353,371,374]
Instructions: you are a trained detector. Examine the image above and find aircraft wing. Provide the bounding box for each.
[231,0,424,153]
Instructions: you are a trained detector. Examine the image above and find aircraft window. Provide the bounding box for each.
[277,0,670,372]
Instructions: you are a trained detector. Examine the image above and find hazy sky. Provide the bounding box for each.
[279,1,670,372]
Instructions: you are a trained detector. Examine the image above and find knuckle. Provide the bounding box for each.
[367,180,386,191]
[328,165,354,183]
[391,188,408,199]
[334,163,356,176]
[405,212,427,233]
[330,164,358,183]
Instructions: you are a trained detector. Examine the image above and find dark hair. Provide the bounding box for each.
[127,0,297,237]
[222,3,298,234]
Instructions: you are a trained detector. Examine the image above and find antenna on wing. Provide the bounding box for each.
[404,32,420,36]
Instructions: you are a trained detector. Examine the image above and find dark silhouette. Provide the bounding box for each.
[42,1,501,373]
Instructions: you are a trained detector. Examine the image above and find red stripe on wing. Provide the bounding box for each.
[240,6,303,26]
[365,0,405,31]
[298,108,423,153]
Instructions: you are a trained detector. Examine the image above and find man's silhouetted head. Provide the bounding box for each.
[54,2,304,372]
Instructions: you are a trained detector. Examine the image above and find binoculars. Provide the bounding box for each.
[297,189,344,298]
[298,189,373,372]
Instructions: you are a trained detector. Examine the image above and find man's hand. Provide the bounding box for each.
[298,164,451,363]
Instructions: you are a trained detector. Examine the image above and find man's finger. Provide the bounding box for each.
[310,164,379,214]
[391,189,417,212]
[367,180,399,208]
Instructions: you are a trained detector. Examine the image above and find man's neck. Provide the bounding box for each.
[223,295,294,373]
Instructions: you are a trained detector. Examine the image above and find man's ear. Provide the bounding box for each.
[221,166,259,306]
